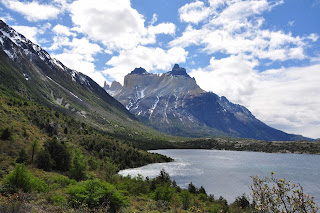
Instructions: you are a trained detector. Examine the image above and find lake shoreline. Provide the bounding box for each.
[161,138,320,155]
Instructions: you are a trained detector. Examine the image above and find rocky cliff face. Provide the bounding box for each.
[107,64,309,141]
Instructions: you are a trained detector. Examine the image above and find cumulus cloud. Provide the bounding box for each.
[1,0,63,22]
[179,1,211,24]
[104,46,188,83]
[52,24,76,37]
[179,0,226,24]
[69,0,176,51]
[12,24,51,44]
[149,13,158,25]
[53,52,106,86]
[171,0,315,62]
[249,64,320,138]
[189,55,258,104]
[51,37,103,85]
[0,13,15,22]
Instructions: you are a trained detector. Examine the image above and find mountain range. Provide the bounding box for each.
[105,65,309,141]
[0,19,310,142]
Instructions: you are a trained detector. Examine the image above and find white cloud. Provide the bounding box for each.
[148,23,176,35]
[104,46,188,83]
[50,37,101,55]
[69,0,146,50]
[149,13,158,25]
[179,1,211,24]
[12,25,39,43]
[178,0,226,24]
[287,20,295,26]
[53,52,106,86]
[190,55,258,104]
[69,0,176,51]
[52,24,76,37]
[50,37,103,85]
[249,64,320,138]
[171,0,315,62]
[0,13,15,22]
[1,0,63,22]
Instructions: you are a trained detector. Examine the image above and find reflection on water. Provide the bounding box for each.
[119,149,320,203]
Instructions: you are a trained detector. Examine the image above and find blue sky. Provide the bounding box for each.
[0,0,320,138]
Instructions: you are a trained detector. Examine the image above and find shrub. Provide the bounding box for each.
[69,149,87,181]
[188,182,197,194]
[1,128,11,140]
[181,190,191,210]
[16,148,28,164]
[44,139,71,171]
[234,194,250,209]
[36,149,55,171]
[1,164,46,193]
[2,164,32,193]
[67,179,128,212]
[251,173,319,212]
[153,184,175,202]
[50,194,67,205]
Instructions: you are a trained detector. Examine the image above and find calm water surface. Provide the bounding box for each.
[119,149,320,203]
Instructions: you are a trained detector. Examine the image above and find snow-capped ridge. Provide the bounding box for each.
[0,20,91,86]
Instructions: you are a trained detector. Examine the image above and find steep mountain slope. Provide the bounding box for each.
[107,65,309,141]
[0,20,171,142]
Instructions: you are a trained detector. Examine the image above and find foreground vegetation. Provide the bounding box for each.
[0,164,318,212]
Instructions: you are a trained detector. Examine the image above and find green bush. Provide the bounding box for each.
[36,149,55,171]
[16,148,28,164]
[1,164,46,193]
[50,194,67,205]
[67,179,128,212]
[180,190,191,210]
[153,184,175,202]
[69,149,87,181]
[44,139,71,171]
[1,128,11,140]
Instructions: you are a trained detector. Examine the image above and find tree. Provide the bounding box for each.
[36,149,55,171]
[44,139,71,171]
[69,149,87,181]
[2,164,32,192]
[30,140,39,163]
[1,128,11,140]
[198,186,207,195]
[188,182,197,194]
[103,159,119,180]
[234,194,250,209]
[16,148,28,163]
[251,173,319,212]
[181,190,191,210]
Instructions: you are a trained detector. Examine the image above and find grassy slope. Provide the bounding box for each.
[0,90,172,176]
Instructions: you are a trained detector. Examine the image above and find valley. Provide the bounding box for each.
[0,19,319,212]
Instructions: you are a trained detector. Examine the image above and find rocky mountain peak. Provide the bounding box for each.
[167,64,190,77]
[105,81,123,96]
[103,81,110,90]
[130,67,148,75]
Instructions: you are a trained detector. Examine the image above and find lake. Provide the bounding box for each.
[119,149,320,204]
